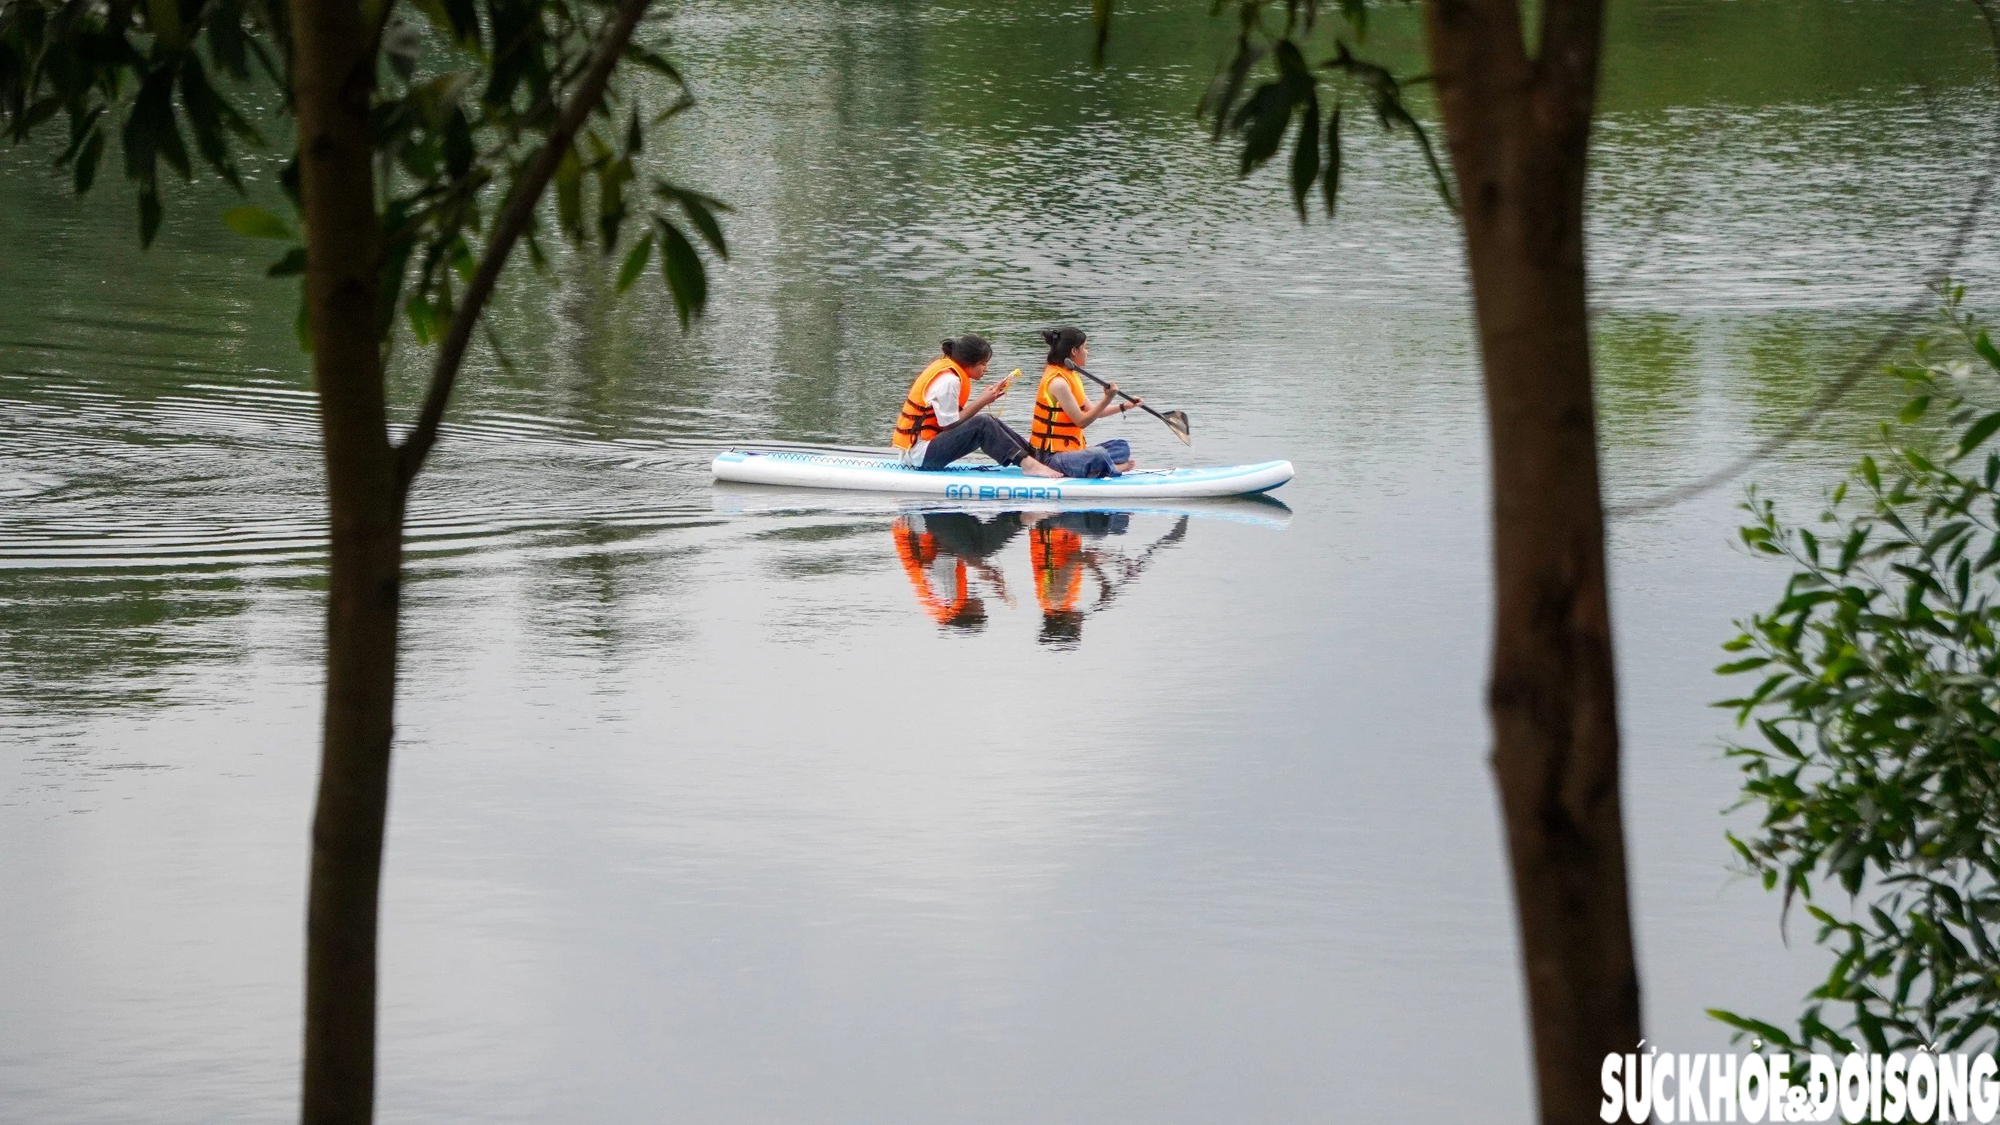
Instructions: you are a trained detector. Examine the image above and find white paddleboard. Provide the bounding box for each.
[712,449,1293,499]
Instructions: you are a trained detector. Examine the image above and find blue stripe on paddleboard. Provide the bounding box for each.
[716,449,1289,487]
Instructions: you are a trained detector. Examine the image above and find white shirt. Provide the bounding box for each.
[903,370,963,466]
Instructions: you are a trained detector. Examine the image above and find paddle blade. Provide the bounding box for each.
[1163,409,1192,445]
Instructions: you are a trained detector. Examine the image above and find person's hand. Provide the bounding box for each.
[1122,397,1143,414]
[1098,383,1119,404]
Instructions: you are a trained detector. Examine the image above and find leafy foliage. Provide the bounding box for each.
[1105,0,1455,222]
[1714,287,2000,1057]
[0,0,723,344]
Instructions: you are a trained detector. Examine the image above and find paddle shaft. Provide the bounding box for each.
[1068,364,1178,430]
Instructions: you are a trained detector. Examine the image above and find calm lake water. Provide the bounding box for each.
[5,0,2000,1121]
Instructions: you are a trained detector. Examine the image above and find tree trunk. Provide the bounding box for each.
[291,1,397,1122]
[1423,2,1642,1123]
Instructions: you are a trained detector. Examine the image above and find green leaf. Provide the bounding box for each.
[223,206,295,240]
[266,247,306,277]
[1717,656,1773,675]
[1900,396,1931,424]
[1322,103,1342,219]
[1976,330,2000,373]
[656,183,730,258]
[1862,455,1881,492]
[658,219,706,330]
[177,55,242,191]
[73,130,104,195]
[1203,40,1268,139]
[56,107,108,167]
[1922,520,1971,558]
[1233,44,1313,174]
[1958,411,2000,459]
[1234,80,1299,174]
[405,294,436,345]
[652,95,697,127]
[554,148,584,243]
[17,95,61,137]
[623,44,684,85]
[616,230,654,294]
[1288,92,1319,222]
[123,67,190,184]
[1707,1009,1799,1050]
[1756,720,1804,760]
[600,167,629,249]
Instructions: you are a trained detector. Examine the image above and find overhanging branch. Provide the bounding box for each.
[395,0,653,488]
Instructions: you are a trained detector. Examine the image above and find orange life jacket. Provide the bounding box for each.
[892,356,972,450]
[1029,525,1084,614]
[893,517,971,624]
[1030,364,1088,454]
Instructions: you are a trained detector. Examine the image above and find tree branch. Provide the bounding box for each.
[395,0,653,488]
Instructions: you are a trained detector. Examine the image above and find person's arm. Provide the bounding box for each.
[936,370,1010,429]
[1051,377,1138,429]
[928,372,964,430]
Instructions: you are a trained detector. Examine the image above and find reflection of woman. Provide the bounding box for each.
[1029,328,1139,478]
[1029,521,1088,647]
[892,335,1060,476]
[1028,512,1131,647]
[891,511,1022,630]
[1029,512,1183,648]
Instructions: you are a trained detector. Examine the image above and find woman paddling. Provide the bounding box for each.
[1028,327,1139,478]
[892,335,1061,476]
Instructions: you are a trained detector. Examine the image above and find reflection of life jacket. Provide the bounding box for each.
[1030,364,1088,454]
[893,517,970,624]
[892,357,972,449]
[1029,525,1084,614]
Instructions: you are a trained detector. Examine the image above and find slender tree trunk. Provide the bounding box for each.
[1424,2,1641,1122]
[291,1,397,1122]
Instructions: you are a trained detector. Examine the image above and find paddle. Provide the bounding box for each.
[1068,363,1192,446]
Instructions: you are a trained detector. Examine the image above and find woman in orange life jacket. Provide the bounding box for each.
[892,335,1062,477]
[1028,327,1139,479]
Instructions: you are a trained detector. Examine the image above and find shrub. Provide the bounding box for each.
[1716,287,2000,1055]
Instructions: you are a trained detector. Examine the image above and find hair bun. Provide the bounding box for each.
[1039,329,1059,347]
[940,338,955,357]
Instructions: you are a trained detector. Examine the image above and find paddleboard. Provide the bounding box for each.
[711,449,1293,499]
[709,488,1294,529]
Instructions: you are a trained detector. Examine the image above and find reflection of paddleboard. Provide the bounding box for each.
[712,450,1293,499]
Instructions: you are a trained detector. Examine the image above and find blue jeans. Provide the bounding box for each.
[1039,439,1130,479]
[919,414,1034,469]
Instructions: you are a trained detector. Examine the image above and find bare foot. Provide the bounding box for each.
[1019,457,1064,478]
[1114,460,1136,472]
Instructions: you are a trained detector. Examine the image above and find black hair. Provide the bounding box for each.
[941,334,992,366]
[1038,609,1083,648]
[945,598,988,631]
[1040,326,1088,367]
